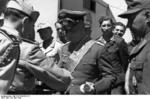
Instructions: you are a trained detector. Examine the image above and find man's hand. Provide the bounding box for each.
[62,69,73,79]
[80,82,95,94]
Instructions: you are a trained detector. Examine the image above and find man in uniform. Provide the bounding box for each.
[119,0,150,94]
[58,9,117,94]
[0,0,27,94]
[101,22,129,94]
[6,0,71,94]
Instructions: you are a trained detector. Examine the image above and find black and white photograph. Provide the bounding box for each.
[0,0,149,97]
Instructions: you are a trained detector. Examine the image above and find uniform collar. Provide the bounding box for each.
[130,33,150,56]
[98,36,107,44]
[1,25,20,39]
[69,35,91,52]
[21,38,38,45]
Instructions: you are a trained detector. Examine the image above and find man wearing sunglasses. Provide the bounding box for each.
[119,0,150,94]
[58,9,117,94]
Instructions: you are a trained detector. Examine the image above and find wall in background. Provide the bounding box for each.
[103,0,132,43]
[29,0,59,43]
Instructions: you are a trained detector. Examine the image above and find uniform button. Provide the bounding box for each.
[7,59,11,62]
[132,58,136,61]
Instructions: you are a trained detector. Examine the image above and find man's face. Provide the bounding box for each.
[55,23,67,42]
[126,10,149,41]
[113,25,125,37]
[101,20,112,33]
[66,21,86,43]
[39,28,53,41]
[15,17,25,33]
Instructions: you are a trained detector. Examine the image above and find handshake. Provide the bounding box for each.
[80,82,95,94]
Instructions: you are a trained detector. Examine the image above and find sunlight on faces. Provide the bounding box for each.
[113,25,125,37]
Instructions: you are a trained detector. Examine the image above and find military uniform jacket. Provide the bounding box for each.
[128,33,150,94]
[0,28,20,94]
[101,36,129,87]
[9,38,71,93]
[58,36,117,94]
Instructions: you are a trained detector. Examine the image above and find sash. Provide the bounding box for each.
[68,40,96,73]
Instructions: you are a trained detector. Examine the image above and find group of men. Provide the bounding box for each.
[0,0,150,95]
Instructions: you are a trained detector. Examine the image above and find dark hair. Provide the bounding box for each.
[99,16,114,26]
[4,8,26,19]
[114,22,126,32]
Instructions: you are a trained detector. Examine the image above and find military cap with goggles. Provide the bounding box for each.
[119,0,150,18]
[58,9,87,31]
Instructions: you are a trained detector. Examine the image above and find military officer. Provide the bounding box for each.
[57,9,117,94]
[0,0,28,94]
[6,0,71,94]
[119,0,150,94]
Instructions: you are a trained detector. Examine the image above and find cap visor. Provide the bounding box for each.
[119,8,141,18]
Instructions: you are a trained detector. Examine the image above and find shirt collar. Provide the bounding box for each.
[1,25,20,39]
[130,32,150,56]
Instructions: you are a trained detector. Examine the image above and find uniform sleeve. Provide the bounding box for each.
[23,45,71,91]
[117,39,129,72]
[0,34,19,94]
[46,42,63,57]
[94,46,117,94]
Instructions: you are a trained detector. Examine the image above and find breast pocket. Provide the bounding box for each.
[77,59,97,74]
[130,62,144,83]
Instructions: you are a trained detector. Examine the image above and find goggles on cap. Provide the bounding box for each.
[58,18,80,32]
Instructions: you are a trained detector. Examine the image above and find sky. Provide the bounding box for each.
[29,0,132,43]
